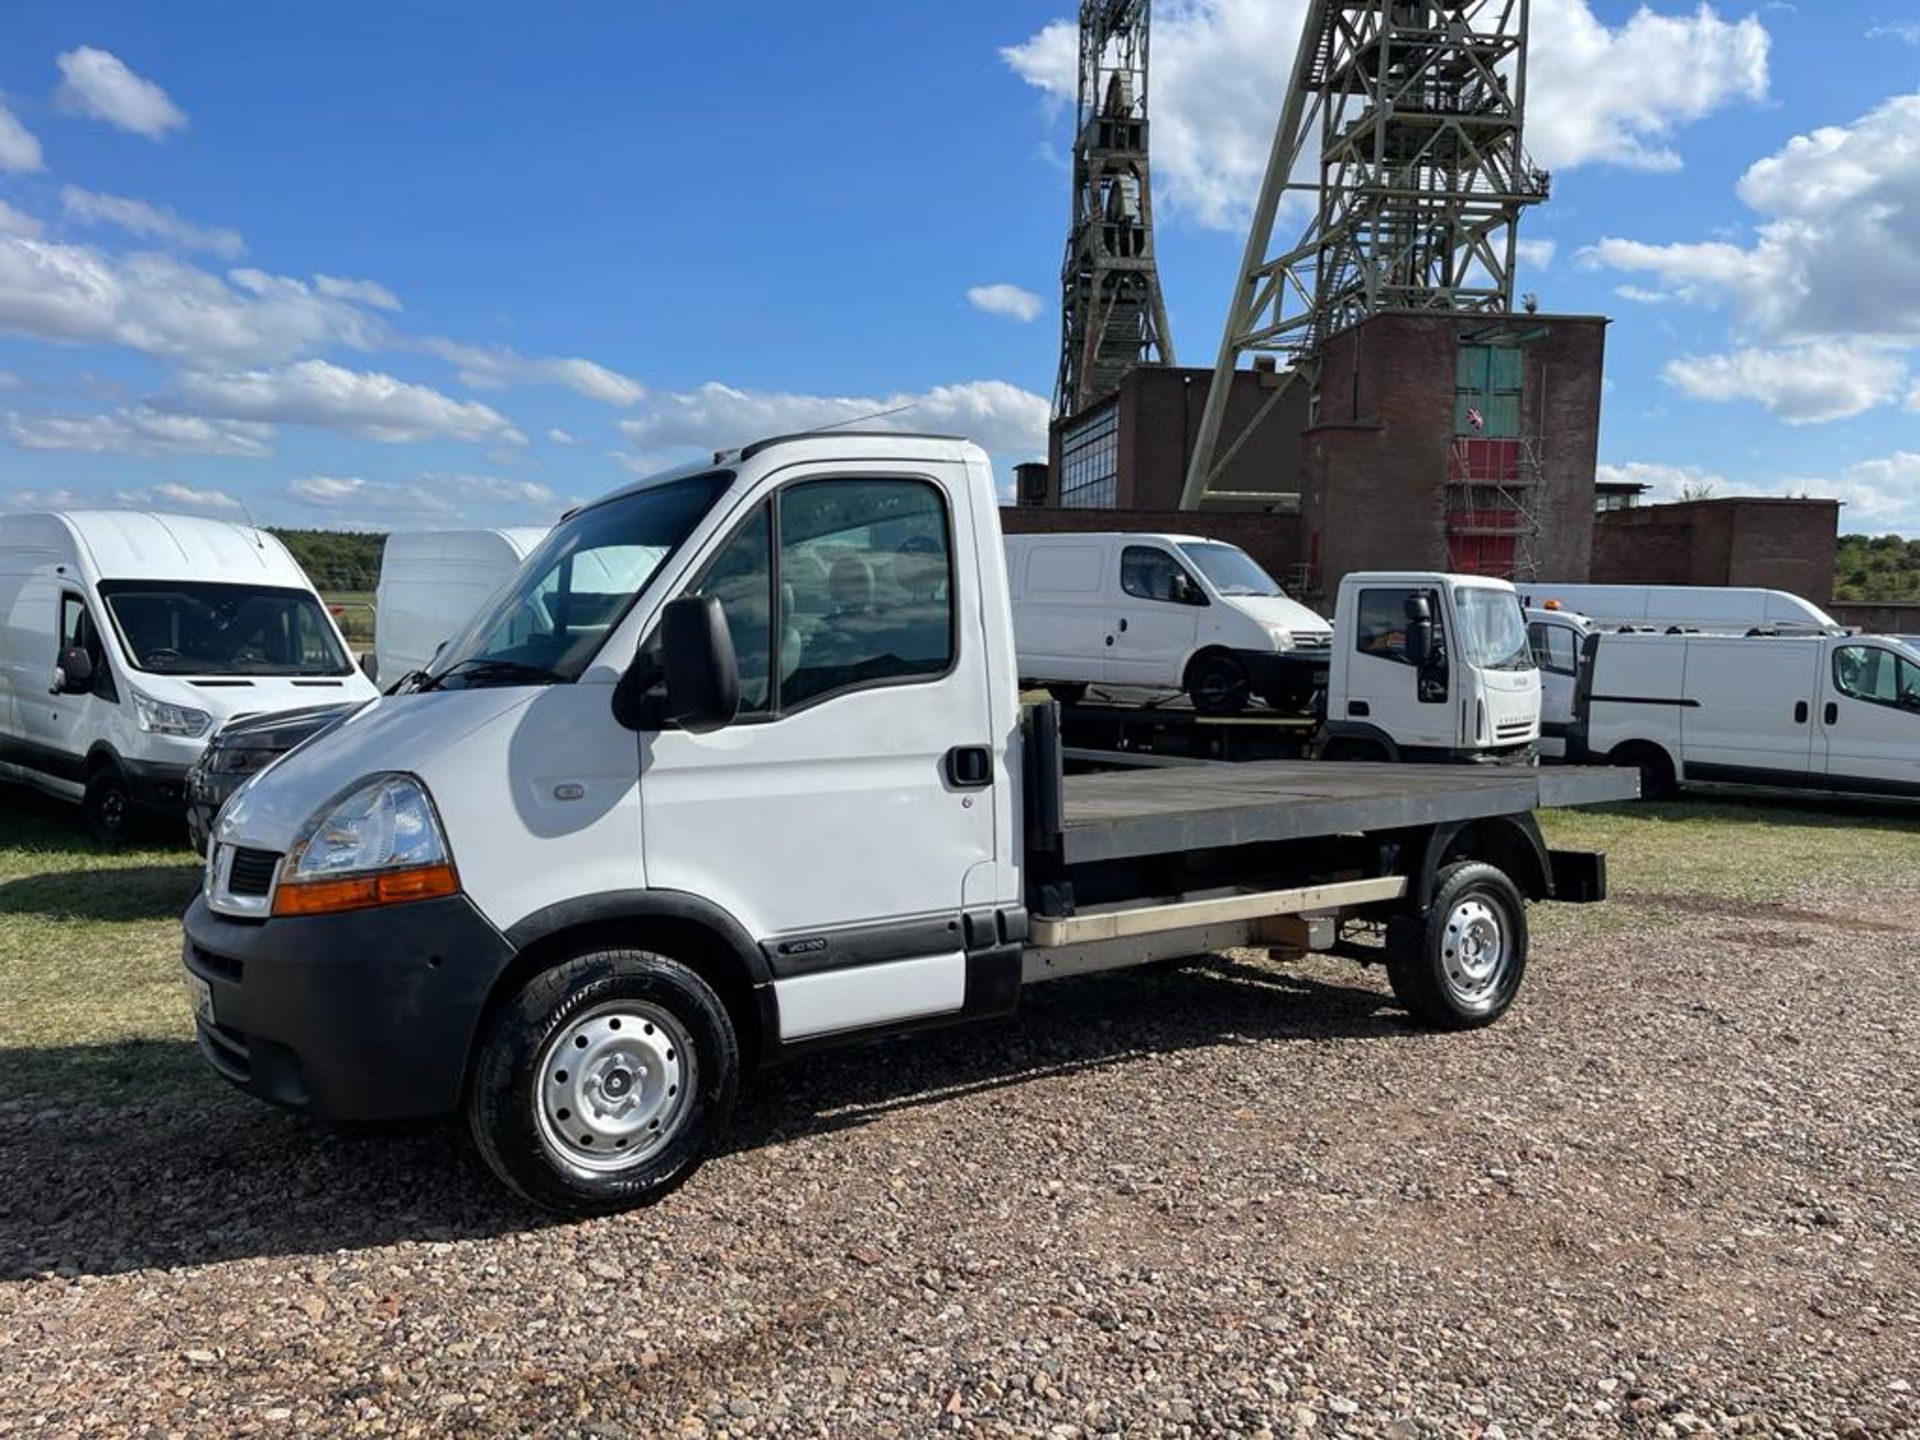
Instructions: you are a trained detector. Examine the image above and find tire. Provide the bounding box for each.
[468,949,739,1216]
[1611,742,1676,801]
[84,762,137,847]
[1047,683,1089,707]
[1385,861,1528,1030]
[1186,654,1251,716]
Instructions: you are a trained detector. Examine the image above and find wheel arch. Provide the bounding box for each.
[1316,721,1402,763]
[1417,814,1552,906]
[481,890,775,1088]
[1180,644,1241,691]
[84,741,125,778]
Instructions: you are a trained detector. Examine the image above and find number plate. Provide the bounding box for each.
[185,973,214,1024]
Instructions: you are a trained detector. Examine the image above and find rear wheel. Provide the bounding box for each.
[84,762,137,847]
[1046,682,1089,707]
[1385,862,1528,1030]
[468,949,739,1215]
[1186,654,1251,716]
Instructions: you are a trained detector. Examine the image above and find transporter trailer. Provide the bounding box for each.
[183,433,1637,1216]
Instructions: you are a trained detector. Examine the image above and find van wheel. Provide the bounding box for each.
[1611,742,1676,801]
[468,949,739,1216]
[84,763,137,847]
[1385,862,1528,1030]
[1187,654,1251,715]
[1047,683,1089,707]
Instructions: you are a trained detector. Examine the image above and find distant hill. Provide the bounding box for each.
[1835,534,1920,603]
[271,528,387,594]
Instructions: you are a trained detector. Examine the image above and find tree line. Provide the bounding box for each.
[271,528,387,595]
[1835,534,1920,602]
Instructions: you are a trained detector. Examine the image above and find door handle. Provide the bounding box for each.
[1104,634,1114,646]
[1825,702,1838,726]
[944,745,993,789]
[1117,618,1128,633]
[1794,701,1808,724]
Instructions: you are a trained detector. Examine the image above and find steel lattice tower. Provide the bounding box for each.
[1054,0,1176,421]
[1182,0,1550,507]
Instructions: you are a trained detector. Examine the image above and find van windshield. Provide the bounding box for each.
[1454,586,1534,672]
[1178,542,1284,597]
[424,472,729,688]
[98,582,352,676]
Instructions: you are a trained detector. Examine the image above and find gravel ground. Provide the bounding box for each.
[3,882,1918,1436]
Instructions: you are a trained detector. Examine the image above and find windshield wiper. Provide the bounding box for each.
[419,658,565,691]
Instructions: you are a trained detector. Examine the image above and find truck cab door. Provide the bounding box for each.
[1528,619,1581,758]
[1344,585,1454,750]
[637,465,999,1043]
[1820,642,1920,798]
[1107,544,1203,688]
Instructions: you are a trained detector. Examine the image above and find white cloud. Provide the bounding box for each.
[0,200,42,238]
[315,274,402,311]
[173,359,524,445]
[55,47,186,140]
[1004,0,1770,231]
[4,405,273,458]
[61,186,246,260]
[968,283,1044,323]
[1515,239,1557,270]
[284,471,554,523]
[617,378,1049,458]
[421,338,645,406]
[129,482,243,514]
[0,236,389,364]
[1596,460,1728,503]
[1604,453,1920,533]
[1868,22,1920,45]
[1663,343,1908,424]
[427,472,557,508]
[5,486,89,510]
[546,427,579,446]
[0,100,42,174]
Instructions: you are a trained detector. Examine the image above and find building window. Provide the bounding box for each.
[1059,405,1119,509]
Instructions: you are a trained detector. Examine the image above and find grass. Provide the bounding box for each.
[322,590,376,645]
[3,780,1917,1106]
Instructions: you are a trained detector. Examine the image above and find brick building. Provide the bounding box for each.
[1589,497,1841,605]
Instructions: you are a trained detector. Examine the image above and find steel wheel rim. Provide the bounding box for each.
[533,1001,695,1176]
[1441,895,1507,1012]
[1197,662,1247,709]
[99,787,128,831]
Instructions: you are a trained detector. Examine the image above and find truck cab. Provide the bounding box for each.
[1322,572,1540,763]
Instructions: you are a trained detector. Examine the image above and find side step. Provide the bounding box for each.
[1027,876,1408,948]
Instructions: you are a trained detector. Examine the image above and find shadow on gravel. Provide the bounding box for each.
[0,958,1403,1283]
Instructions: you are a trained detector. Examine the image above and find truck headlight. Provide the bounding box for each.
[272,774,458,917]
[1263,625,1294,649]
[131,688,211,739]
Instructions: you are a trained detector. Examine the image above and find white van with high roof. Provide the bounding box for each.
[0,510,378,841]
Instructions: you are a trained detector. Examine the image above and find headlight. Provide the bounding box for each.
[131,688,211,739]
[1263,625,1294,649]
[272,774,458,917]
[207,746,280,777]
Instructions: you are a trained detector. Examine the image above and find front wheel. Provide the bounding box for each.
[1385,862,1528,1030]
[468,950,739,1215]
[84,763,137,847]
[1187,654,1251,716]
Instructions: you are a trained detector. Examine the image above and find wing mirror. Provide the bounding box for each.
[1404,594,1436,669]
[614,595,740,734]
[53,646,93,695]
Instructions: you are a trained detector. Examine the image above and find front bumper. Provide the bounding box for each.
[182,892,515,1122]
[183,763,237,855]
[1237,648,1329,711]
[124,757,191,812]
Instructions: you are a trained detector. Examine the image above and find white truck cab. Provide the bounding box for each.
[182,433,1630,1216]
[1322,572,1541,763]
[0,510,377,841]
[1005,532,1331,713]
[1526,605,1597,760]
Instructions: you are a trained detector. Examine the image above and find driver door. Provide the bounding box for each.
[20,590,113,792]
[1819,642,1920,797]
[1347,584,1453,749]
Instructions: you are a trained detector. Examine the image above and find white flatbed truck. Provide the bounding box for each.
[182,433,1636,1216]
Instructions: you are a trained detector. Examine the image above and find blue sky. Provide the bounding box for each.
[1,1,1918,534]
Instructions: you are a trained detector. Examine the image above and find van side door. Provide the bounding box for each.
[637,463,999,1044]
[1010,539,1110,687]
[1677,638,1821,788]
[1819,642,1920,798]
[1107,544,1204,688]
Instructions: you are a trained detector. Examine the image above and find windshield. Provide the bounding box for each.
[425,472,729,688]
[1454,586,1534,672]
[1179,541,1284,597]
[98,581,351,676]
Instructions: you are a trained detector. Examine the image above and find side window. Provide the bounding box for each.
[1356,588,1416,664]
[1120,546,1200,605]
[1528,622,1577,675]
[779,479,953,709]
[690,503,774,715]
[58,593,113,699]
[1834,645,1920,713]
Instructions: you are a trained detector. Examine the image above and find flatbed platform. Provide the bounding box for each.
[1059,761,1639,864]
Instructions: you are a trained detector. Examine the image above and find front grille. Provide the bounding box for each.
[190,943,244,984]
[197,1020,252,1081]
[1495,721,1535,739]
[228,848,281,897]
[1293,633,1332,650]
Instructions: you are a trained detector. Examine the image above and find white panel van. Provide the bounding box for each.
[1515,583,1837,634]
[1577,631,1920,799]
[1004,532,1332,712]
[372,527,550,686]
[0,511,378,841]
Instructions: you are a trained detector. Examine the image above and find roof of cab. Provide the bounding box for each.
[580,432,982,515]
[23,510,312,587]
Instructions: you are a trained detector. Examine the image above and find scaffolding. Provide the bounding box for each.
[1054,0,1176,422]
[1182,0,1551,513]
